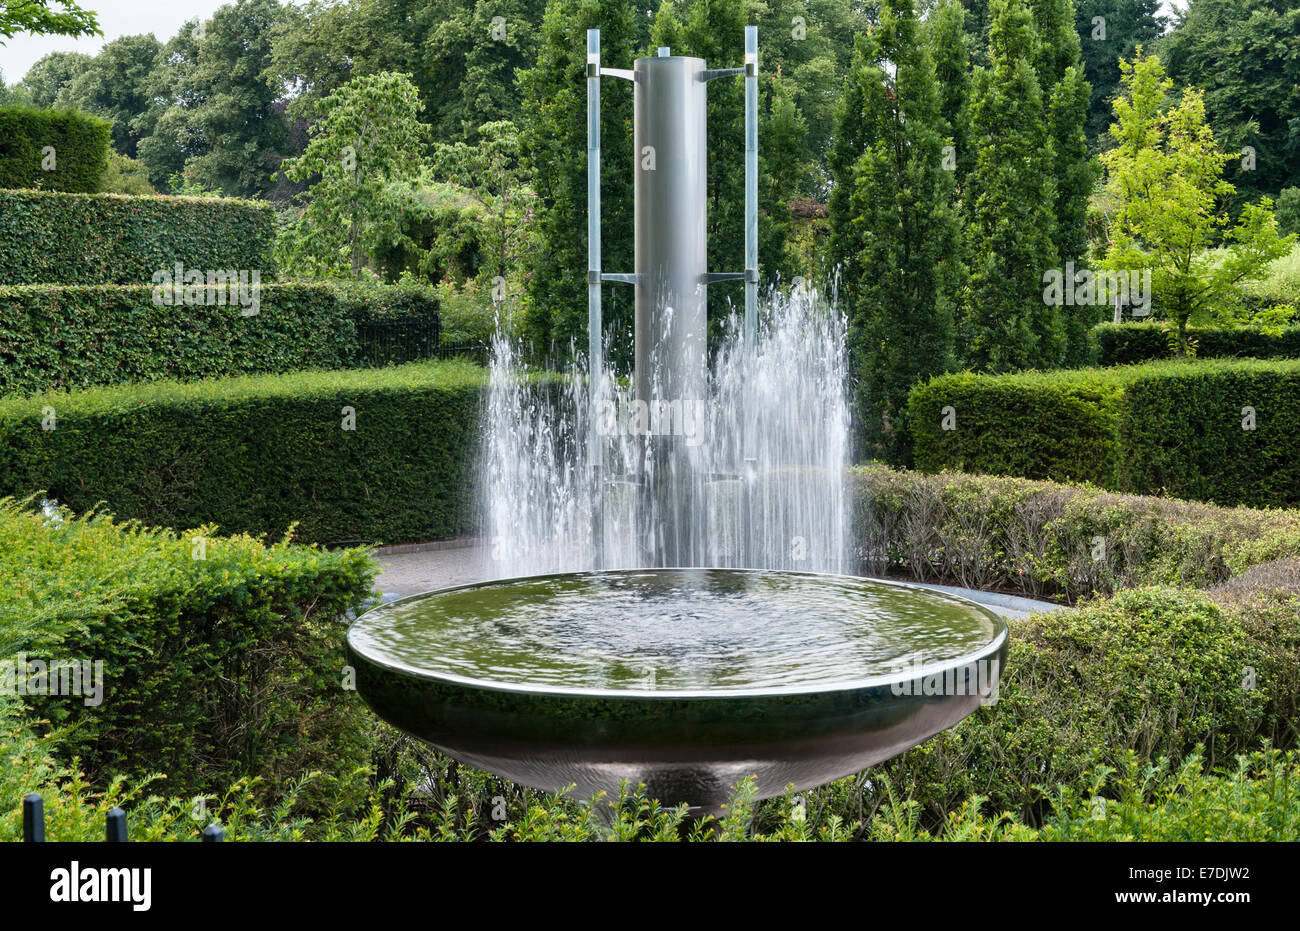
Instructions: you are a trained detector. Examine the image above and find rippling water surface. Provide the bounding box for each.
[350,570,999,691]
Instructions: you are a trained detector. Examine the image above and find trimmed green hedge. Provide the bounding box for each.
[0,282,442,394]
[0,498,377,794]
[0,189,276,285]
[908,358,1300,507]
[853,467,1300,601]
[1092,321,1300,365]
[0,106,110,193]
[0,360,486,545]
[877,584,1300,827]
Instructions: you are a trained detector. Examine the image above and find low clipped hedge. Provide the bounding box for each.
[0,106,110,193]
[876,584,1300,828]
[908,358,1300,507]
[0,360,487,545]
[0,282,442,394]
[0,498,377,795]
[0,189,275,285]
[1091,321,1300,365]
[852,467,1300,602]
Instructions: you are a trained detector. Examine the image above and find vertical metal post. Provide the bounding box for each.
[587,28,605,570]
[202,824,225,842]
[742,26,759,567]
[23,793,45,842]
[105,806,127,842]
[634,53,710,567]
[744,26,759,349]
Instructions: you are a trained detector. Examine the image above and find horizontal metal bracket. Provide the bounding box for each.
[601,272,638,285]
[599,67,635,81]
[704,272,745,284]
[700,68,744,82]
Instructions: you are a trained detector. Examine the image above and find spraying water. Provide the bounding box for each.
[480,284,851,577]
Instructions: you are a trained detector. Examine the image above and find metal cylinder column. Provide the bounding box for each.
[633,54,709,567]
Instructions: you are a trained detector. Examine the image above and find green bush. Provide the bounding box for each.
[876,585,1300,827]
[0,281,443,394]
[906,368,1129,486]
[0,106,109,193]
[97,152,156,195]
[0,360,486,545]
[853,467,1300,601]
[0,499,377,796]
[909,358,1300,507]
[0,189,276,285]
[1091,321,1300,365]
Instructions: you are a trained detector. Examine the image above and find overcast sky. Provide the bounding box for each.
[2,0,1193,86]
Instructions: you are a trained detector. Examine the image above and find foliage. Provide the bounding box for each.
[0,281,438,393]
[17,50,91,108]
[909,357,1300,508]
[961,0,1064,372]
[53,34,160,159]
[278,71,428,279]
[1161,0,1300,202]
[0,104,109,193]
[1091,320,1300,365]
[0,188,275,285]
[877,585,1299,827]
[1073,0,1163,148]
[0,499,377,796]
[136,0,291,197]
[431,120,537,286]
[96,152,156,195]
[0,0,98,41]
[0,360,487,545]
[518,0,640,359]
[1097,52,1296,354]
[830,0,962,466]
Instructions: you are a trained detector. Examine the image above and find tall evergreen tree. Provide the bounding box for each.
[518,0,643,362]
[830,0,962,464]
[927,0,972,201]
[1074,0,1163,149]
[962,0,1062,372]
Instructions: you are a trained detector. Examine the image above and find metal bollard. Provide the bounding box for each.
[23,793,45,842]
[105,806,128,842]
[201,823,224,842]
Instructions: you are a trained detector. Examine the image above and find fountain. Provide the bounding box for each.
[347,27,1007,815]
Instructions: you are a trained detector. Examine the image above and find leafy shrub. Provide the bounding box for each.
[0,106,109,193]
[906,368,1130,486]
[1091,320,1300,365]
[909,358,1300,507]
[0,189,275,285]
[0,360,486,545]
[0,500,377,796]
[97,152,156,195]
[853,467,1300,601]
[875,586,1300,827]
[0,282,443,394]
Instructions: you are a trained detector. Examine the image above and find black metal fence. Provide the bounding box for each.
[354,308,442,367]
[21,792,225,842]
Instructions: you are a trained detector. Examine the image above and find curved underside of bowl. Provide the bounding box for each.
[346,570,1009,814]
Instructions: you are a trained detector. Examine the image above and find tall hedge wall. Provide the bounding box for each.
[0,498,377,794]
[909,358,1300,508]
[1092,321,1300,365]
[0,282,441,394]
[0,360,487,545]
[0,106,110,194]
[0,189,276,284]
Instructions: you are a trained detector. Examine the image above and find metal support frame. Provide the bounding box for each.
[586,29,604,569]
[586,28,759,568]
